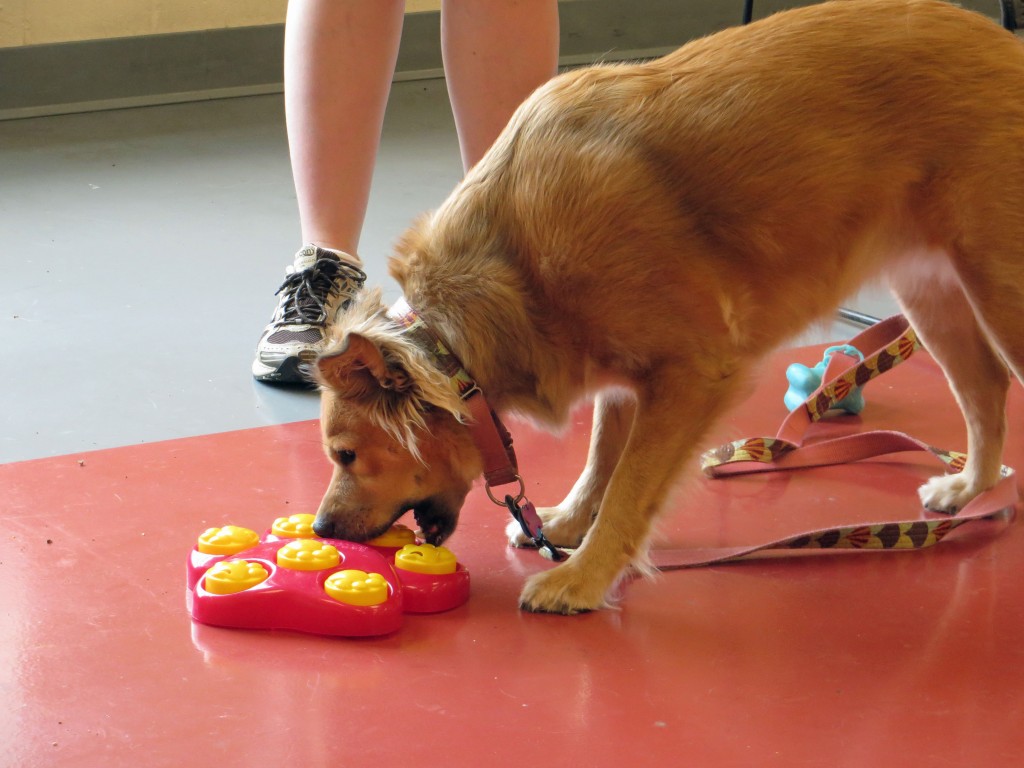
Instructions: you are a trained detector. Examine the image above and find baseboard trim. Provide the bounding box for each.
[1,0,1006,121]
[0,0,742,121]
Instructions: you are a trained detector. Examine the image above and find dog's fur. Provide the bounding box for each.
[313,0,1024,614]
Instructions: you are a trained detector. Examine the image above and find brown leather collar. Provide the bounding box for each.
[387,297,523,495]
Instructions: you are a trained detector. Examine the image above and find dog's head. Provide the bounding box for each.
[311,290,483,545]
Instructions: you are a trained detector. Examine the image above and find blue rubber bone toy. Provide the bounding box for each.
[784,344,866,415]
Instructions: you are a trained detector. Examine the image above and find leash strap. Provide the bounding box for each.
[650,315,1017,570]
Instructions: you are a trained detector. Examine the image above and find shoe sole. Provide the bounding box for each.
[252,356,314,386]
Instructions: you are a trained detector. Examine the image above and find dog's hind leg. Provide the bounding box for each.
[889,257,1013,513]
[518,370,740,614]
[954,260,1024,392]
[507,391,635,549]
[952,156,1024,391]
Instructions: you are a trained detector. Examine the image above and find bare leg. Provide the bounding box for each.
[284,0,405,260]
[441,0,560,170]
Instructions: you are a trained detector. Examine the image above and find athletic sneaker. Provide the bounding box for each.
[252,245,367,383]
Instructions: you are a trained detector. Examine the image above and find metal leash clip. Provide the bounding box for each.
[504,494,569,562]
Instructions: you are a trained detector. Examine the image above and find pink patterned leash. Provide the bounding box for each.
[650,315,1019,570]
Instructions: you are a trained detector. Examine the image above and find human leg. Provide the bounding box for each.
[441,0,559,170]
[285,0,406,257]
[254,0,404,383]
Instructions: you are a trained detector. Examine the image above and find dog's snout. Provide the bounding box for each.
[312,516,337,539]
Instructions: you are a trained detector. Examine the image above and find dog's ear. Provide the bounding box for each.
[316,332,414,396]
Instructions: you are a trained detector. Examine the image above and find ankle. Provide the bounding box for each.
[309,243,363,268]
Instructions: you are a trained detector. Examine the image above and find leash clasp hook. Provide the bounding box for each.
[501,493,569,562]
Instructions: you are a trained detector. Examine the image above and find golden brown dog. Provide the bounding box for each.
[312,0,1024,614]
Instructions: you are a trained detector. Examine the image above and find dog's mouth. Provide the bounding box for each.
[410,496,459,545]
[317,496,461,545]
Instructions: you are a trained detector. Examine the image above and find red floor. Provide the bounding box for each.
[4,346,1023,768]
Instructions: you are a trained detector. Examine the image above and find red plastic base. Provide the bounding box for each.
[186,528,470,637]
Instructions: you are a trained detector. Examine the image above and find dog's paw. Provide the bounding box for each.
[506,506,592,549]
[918,473,984,514]
[506,517,536,548]
[517,562,610,615]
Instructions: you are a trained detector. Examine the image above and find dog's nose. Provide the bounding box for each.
[312,516,336,539]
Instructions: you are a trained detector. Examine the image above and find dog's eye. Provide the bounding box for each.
[337,449,357,467]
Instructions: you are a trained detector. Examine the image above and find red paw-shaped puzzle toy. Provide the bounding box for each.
[186,514,470,637]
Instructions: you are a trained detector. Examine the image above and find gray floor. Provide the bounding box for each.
[0,77,897,465]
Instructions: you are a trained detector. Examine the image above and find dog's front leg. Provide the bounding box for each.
[508,391,635,548]
[518,374,737,614]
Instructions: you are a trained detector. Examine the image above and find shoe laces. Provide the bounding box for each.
[274,257,366,326]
